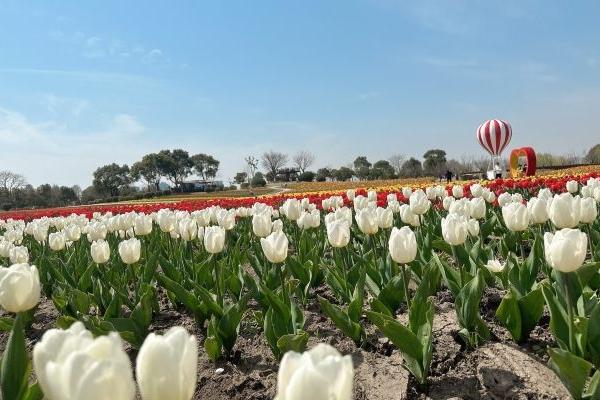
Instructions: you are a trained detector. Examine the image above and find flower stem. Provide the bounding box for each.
[563,272,578,356]
[402,264,412,312]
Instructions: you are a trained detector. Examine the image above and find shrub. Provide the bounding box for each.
[298,171,316,182]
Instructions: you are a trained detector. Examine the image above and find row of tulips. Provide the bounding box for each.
[1,174,600,399]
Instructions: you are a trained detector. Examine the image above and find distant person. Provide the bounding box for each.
[494,163,502,179]
[445,170,453,184]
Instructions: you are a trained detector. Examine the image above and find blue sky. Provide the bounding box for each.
[1,0,599,187]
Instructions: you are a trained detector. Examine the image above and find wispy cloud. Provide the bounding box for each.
[47,29,169,64]
[0,68,160,87]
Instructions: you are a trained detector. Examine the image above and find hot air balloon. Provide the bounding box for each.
[477,119,512,179]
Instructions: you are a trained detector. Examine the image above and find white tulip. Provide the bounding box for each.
[399,204,421,227]
[442,196,455,211]
[204,226,226,254]
[579,197,598,224]
[297,210,321,230]
[353,196,368,211]
[327,220,350,248]
[33,322,135,400]
[9,245,29,264]
[485,259,505,273]
[135,215,153,236]
[469,197,486,219]
[527,197,549,224]
[548,193,581,229]
[544,229,588,273]
[355,209,379,235]
[64,224,81,241]
[375,207,393,229]
[261,231,289,263]
[0,263,40,313]
[367,190,377,202]
[497,192,513,207]
[452,185,464,199]
[448,198,471,218]
[441,214,468,246]
[253,213,272,237]
[281,199,302,221]
[157,211,176,233]
[48,232,67,251]
[388,226,417,264]
[136,326,198,400]
[566,180,579,194]
[91,240,110,264]
[409,190,430,215]
[502,202,530,232]
[178,219,198,241]
[346,189,356,201]
[272,219,284,232]
[217,209,236,230]
[118,238,141,264]
[467,219,480,237]
[402,187,412,199]
[470,183,483,198]
[276,343,353,400]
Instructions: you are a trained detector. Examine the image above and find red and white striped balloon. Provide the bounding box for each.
[476,119,512,156]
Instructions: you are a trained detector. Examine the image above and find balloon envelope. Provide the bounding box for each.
[477,119,512,156]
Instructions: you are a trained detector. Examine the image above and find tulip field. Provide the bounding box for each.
[2,172,600,400]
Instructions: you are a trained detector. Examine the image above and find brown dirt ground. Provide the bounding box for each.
[0,286,570,400]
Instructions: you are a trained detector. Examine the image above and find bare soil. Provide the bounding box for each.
[0,286,570,399]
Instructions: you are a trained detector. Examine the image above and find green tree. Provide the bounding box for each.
[371,160,396,179]
[334,166,354,181]
[191,153,220,180]
[353,156,372,180]
[298,171,316,182]
[156,149,193,189]
[316,167,333,181]
[131,153,163,191]
[586,144,600,164]
[400,158,423,178]
[251,172,267,187]
[234,172,248,184]
[92,163,131,197]
[423,149,447,176]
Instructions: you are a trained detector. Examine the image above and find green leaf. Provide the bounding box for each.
[348,268,366,322]
[548,348,592,400]
[156,274,201,312]
[541,283,570,351]
[277,331,309,355]
[583,369,600,399]
[366,310,426,384]
[22,383,44,400]
[1,314,29,400]
[377,275,405,314]
[318,297,363,345]
[518,288,545,342]
[587,302,600,368]
[455,269,489,347]
[435,253,461,297]
[496,290,523,342]
[204,317,223,362]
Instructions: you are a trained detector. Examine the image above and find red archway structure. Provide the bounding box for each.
[509,147,537,178]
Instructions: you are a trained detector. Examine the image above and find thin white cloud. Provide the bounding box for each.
[0,68,160,87]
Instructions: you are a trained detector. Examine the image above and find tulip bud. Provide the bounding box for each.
[399,204,420,227]
[33,322,136,400]
[178,219,198,241]
[402,187,412,199]
[544,229,587,272]
[157,210,176,233]
[442,196,455,211]
[452,185,464,199]
[136,326,198,400]
[65,224,81,241]
[470,184,483,198]
[297,210,320,230]
[276,343,353,400]
[502,202,530,232]
[355,209,379,235]
[467,219,480,237]
[217,209,236,230]
[485,259,505,273]
[497,192,512,207]
[9,245,29,264]
[527,197,549,224]
[204,226,226,254]
[388,226,417,264]
[441,214,468,246]
[548,193,581,229]
[118,238,141,264]
[91,240,111,264]
[566,180,579,194]
[260,231,289,263]
[253,213,272,237]
[579,197,598,224]
[353,196,368,211]
[409,190,431,215]
[0,263,41,312]
[346,189,355,201]
[48,232,67,251]
[375,207,393,229]
[272,219,284,232]
[469,197,486,220]
[281,199,302,221]
[135,215,153,236]
[327,220,350,248]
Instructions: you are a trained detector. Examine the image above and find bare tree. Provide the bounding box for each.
[245,155,259,181]
[0,171,27,193]
[292,150,315,174]
[388,154,406,176]
[261,151,288,180]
